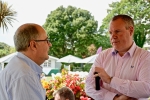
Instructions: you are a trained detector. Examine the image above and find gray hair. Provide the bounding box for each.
[14,23,40,51]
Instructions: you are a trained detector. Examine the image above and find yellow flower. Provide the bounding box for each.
[41,79,49,89]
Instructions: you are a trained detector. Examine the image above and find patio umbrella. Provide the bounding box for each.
[57,55,82,63]
[77,54,98,63]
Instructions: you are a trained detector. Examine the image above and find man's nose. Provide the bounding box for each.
[49,42,52,47]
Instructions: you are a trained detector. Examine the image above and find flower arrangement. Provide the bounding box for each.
[41,69,92,100]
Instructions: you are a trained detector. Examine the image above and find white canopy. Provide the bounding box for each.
[57,55,82,63]
[77,54,98,63]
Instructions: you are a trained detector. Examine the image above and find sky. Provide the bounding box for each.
[0,0,119,47]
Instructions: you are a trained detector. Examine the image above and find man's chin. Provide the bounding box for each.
[45,56,49,60]
[113,45,119,49]
[113,47,120,52]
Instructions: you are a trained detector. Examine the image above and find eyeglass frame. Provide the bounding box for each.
[28,38,50,47]
[34,38,50,44]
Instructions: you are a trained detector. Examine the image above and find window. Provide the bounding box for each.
[43,60,51,67]
[48,60,51,67]
[43,62,47,67]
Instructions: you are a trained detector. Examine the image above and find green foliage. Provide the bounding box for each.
[0,42,15,57]
[93,34,112,50]
[98,0,150,48]
[0,0,17,32]
[82,64,92,72]
[43,5,111,58]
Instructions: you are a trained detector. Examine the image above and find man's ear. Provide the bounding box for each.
[129,26,134,36]
[29,41,37,50]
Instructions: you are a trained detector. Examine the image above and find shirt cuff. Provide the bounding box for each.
[104,91,118,100]
[110,77,121,88]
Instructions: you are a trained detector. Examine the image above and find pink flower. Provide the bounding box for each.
[41,69,92,100]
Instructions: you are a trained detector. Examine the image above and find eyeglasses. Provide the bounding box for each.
[34,39,50,44]
[28,38,50,47]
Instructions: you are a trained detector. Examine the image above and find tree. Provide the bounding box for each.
[0,42,15,57]
[43,5,98,58]
[0,0,17,32]
[98,0,150,48]
[94,34,112,50]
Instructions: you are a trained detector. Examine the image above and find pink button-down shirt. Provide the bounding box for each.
[85,42,150,100]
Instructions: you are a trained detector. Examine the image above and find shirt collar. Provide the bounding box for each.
[112,42,137,57]
[16,52,43,75]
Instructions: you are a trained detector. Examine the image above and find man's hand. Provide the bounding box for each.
[113,95,133,100]
[95,67,112,84]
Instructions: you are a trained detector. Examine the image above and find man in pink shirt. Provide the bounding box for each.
[85,14,150,100]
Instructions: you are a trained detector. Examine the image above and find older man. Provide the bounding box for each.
[0,23,52,100]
